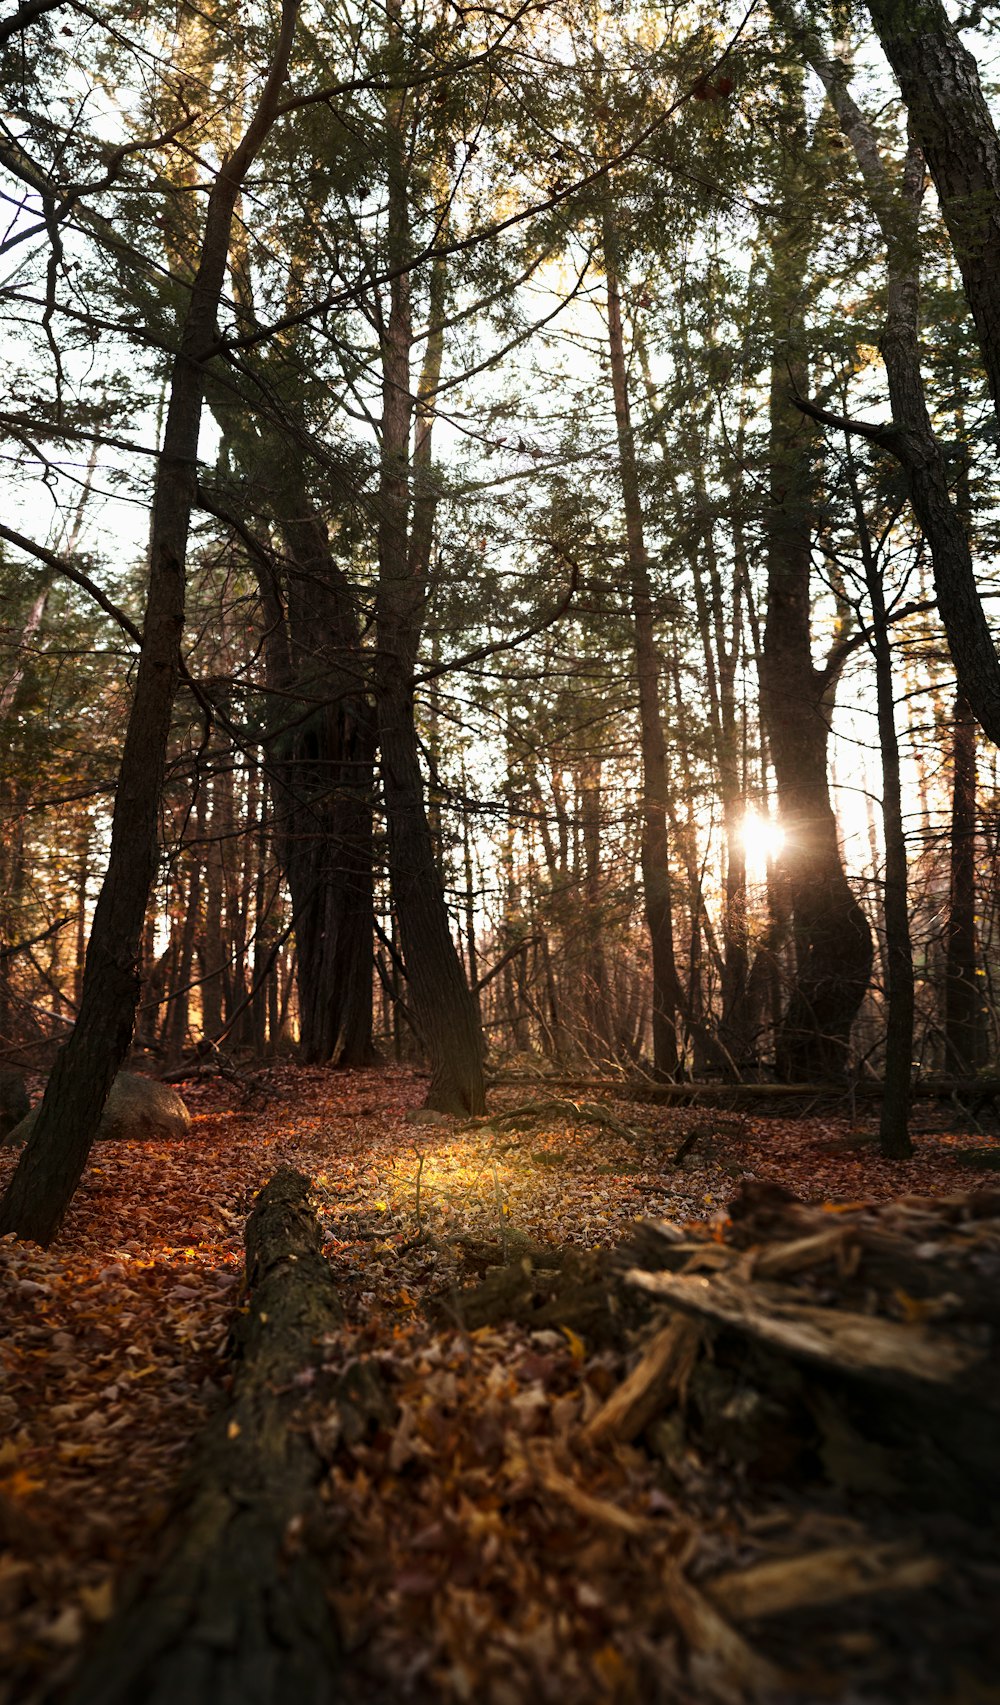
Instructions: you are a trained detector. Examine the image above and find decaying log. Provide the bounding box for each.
[623,1254,1000,1512]
[625,1267,983,1388]
[66,1167,392,1705]
[629,1195,1000,1323]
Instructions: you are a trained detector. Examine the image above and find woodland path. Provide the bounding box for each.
[1,1065,998,1704]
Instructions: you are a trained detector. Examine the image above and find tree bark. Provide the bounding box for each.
[0,2,299,1245]
[603,209,681,1079]
[758,123,873,1079]
[945,692,985,1073]
[373,66,484,1114]
[864,0,1000,428]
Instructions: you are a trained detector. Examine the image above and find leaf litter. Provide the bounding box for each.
[1,1065,999,1704]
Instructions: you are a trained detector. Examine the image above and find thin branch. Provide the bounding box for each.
[0,521,142,644]
[415,563,579,685]
[475,935,542,994]
[0,915,71,963]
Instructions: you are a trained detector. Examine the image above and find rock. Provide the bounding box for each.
[404,1107,455,1128]
[2,1072,191,1148]
[0,1069,30,1138]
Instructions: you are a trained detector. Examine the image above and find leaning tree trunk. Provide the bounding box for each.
[787,1,1000,750]
[782,0,998,1088]
[376,675,485,1114]
[0,3,299,1246]
[864,0,1000,430]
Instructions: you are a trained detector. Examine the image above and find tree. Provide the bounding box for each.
[0,0,300,1244]
[373,60,486,1114]
[864,0,1000,424]
[601,206,683,1079]
[758,72,874,1080]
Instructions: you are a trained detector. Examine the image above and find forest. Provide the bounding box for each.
[2,0,1000,1701]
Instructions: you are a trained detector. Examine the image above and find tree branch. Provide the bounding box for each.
[414,563,579,685]
[0,0,67,47]
[0,915,71,963]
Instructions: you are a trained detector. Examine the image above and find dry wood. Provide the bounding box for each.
[663,1559,787,1700]
[705,1543,942,1622]
[581,1317,701,1445]
[625,1267,981,1387]
[532,1453,651,1537]
[751,1227,851,1278]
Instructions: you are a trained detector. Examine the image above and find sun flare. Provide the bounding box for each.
[740,809,785,867]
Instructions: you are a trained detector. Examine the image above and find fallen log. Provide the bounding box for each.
[486,1071,1000,1108]
[66,1167,392,1705]
[623,1256,1000,1513]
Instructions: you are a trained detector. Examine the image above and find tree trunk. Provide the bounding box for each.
[603,209,681,1079]
[200,772,226,1041]
[164,850,200,1068]
[373,71,484,1114]
[657,319,753,1068]
[758,135,873,1080]
[283,504,376,1070]
[945,693,985,1073]
[250,774,274,1057]
[0,2,299,1245]
[864,0,1000,429]
[241,479,378,1070]
[847,452,914,1156]
[577,757,616,1063]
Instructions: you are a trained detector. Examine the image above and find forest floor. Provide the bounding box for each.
[1,1065,999,1705]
